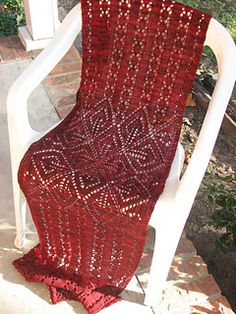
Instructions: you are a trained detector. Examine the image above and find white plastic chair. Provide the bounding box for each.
[7,3,236,307]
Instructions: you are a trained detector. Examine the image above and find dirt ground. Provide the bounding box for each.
[181,100,236,311]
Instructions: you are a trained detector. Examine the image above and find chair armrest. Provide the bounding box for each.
[175,18,236,216]
[7,3,82,153]
[155,18,236,244]
[7,3,82,249]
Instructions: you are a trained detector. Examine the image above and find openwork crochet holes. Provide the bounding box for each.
[13,1,211,313]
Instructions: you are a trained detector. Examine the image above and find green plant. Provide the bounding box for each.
[0,0,25,37]
[204,176,236,255]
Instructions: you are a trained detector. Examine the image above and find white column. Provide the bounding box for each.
[18,0,60,51]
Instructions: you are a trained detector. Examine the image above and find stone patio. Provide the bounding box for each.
[0,35,234,314]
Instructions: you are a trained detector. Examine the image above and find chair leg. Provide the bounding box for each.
[145,206,190,306]
[144,225,172,306]
[144,236,165,306]
[13,180,26,249]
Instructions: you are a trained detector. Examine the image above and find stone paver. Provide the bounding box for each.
[0,35,234,314]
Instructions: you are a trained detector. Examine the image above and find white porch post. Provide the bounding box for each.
[18,0,60,51]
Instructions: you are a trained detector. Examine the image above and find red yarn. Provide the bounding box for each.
[13,1,210,313]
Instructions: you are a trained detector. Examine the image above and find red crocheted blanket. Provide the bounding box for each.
[13,1,210,313]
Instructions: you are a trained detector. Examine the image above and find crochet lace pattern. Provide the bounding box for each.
[13,1,210,313]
